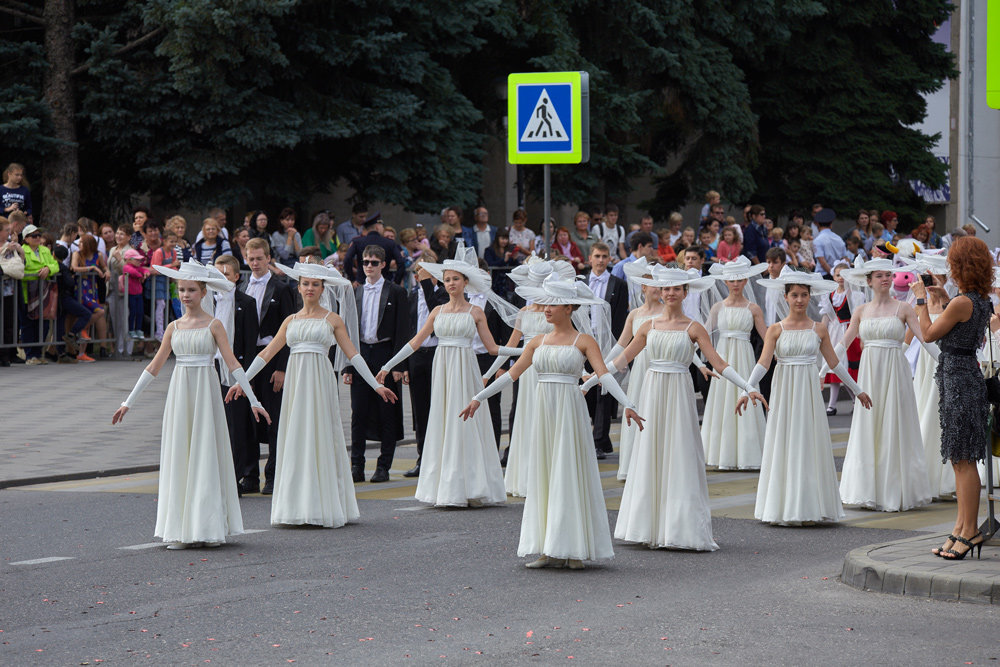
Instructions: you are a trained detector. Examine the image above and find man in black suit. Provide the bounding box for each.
[344,244,410,483]
[241,238,295,495]
[213,255,259,493]
[583,241,629,459]
[342,213,406,285]
[404,259,448,477]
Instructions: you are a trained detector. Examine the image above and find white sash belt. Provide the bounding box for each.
[290,341,328,356]
[778,355,818,366]
[537,373,578,385]
[437,336,472,348]
[719,330,750,341]
[864,339,902,349]
[175,354,214,367]
[648,360,689,374]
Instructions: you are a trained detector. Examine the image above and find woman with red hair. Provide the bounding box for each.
[912,236,994,560]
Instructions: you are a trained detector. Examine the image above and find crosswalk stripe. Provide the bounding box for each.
[10,556,75,566]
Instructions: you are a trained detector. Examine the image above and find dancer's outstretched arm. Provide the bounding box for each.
[329,311,397,404]
[111,323,177,424]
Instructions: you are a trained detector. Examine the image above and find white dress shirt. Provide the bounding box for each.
[682,291,703,323]
[361,276,385,344]
[589,270,610,331]
[245,271,273,345]
[416,285,437,348]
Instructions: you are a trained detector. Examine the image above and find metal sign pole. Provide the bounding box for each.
[543,164,551,258]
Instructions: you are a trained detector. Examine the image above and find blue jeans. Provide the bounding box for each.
[128,294,144,332]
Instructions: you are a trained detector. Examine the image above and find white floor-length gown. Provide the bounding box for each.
[504,310,552,497]
[416,309,506,507]
[615,326,718,551]
[755,323,845,525]
[155,325,244,544]
[840,313,933,511]
[914,314,955,498]
[519,336,614,560]
[701,307,765,470]
[270,318,359,527]
[616,313,656,481]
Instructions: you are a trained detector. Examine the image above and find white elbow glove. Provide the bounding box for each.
[691,347,706,369]
[496,346,524,357]
[380,343,416,373]
[833,342,846,365]
[349,353,383,392]
[482,355,510,381]
[473,372,513,403]
[921,340,941,362]
[245,355,267,382]
[720,366,750,392]
[832,362,863,396]
[599,372,636,411]
[582,359,619,394]
[230,367,263,409]
[745,363,768,393]
[122,370,155,408]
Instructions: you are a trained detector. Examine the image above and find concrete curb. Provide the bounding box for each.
[841,533,1000,605]
[0,465,161,490]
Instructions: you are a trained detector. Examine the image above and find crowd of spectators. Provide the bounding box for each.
[0,162,973,369]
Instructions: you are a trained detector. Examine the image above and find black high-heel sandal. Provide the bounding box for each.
[942,534,982,561]
[932,534,958,557]
[969,532,985,560]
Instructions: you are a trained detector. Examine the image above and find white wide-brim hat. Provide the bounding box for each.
[418,242,492,294]
[708,255,769,282]
[622,256,653,281]
[154,259,233,293]
[281,261,351,288]
[841,257,913,287]
[508,258,575,287]
[630,265,715,291]
[758,266,838,295]
[899,253,950,277]
[516,273,606,306]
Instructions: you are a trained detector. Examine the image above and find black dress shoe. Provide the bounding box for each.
[261,481,273,495]
[352,465,365,483]
[403,465,420,478]
[826,407,837,416]
[370,467,389,483]
[238,479,260,495]
[595,449,607,460]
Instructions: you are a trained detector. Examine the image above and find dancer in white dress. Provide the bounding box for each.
[739,268,871,525]
[112,261,270,549]
[377,249,517,507]
[461,274,643,569]
[838,258,938,512]
[228,263,395,527]
[701,257,768,470]
[607,267,759,550]
[903,254,956,497]
[483,258,573,496]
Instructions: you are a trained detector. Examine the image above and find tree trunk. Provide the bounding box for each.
[41,0,79,228]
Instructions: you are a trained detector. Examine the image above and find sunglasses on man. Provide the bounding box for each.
[362,259,382,266]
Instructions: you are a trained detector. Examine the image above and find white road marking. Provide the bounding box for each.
[10,556,75,566]
[243,529,268,534]
[395,505,430,512]
[119,542,162,551]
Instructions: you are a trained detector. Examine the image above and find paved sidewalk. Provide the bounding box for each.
[842,532,1000,604]
[1,359,516,487]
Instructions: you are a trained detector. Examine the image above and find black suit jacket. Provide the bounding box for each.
[582,270,628,339]
[240,274,295,371]
[350,280,410,372]
[232,290,259,370]
[408,278,448,337]
[343,232,407,284]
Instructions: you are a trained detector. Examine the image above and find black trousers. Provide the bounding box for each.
[408,346,436,460]
[0,294,14,363]
[476,352,503,448]
[251,347,283,485]
[220,376,255,484]
[351,341,402,470]
[759,357,778,402]
[585,386,616,452]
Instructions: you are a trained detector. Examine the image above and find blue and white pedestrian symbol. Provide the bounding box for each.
[508,71,589,164]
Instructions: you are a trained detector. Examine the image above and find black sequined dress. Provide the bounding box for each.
[935,292,992,463]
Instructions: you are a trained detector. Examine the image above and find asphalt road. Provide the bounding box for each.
[2,489,997,665]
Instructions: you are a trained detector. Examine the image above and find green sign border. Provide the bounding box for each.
[990,1,1000,109]
[507,71,586,164]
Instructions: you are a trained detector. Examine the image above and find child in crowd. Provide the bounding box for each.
[52,245,95,362]
[656,229,677,263]
[798,225,815,271]
[769,226,784,249]
[299,245,323,265]
[716,226,742,263]
[762,247,787,327]
[0,218,24,366]
[123,248,150,338]
[785,237,803,269]
[698,228,716,262]
[845,235,867,262]
[151,234,181,340]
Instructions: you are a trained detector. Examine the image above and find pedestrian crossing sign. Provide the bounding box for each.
[508,71,589,164]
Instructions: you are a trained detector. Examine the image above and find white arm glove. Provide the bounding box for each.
[831,361,863,396]
[496,346,524,357]
[604,343,624,365]
[121,370,155,408]
[920,340,941,362]
[472,372,513,403]
[691,345,706,369]
[482,354,511,381]
[818,343,846,379]
[599,372,636,411]
[230,367,263,409]
[581,359,617,393]
[379,343,416,373]
[245,355,267,382]
[745,363,768,392]
[720,366,750,392]
[349,353,384,392]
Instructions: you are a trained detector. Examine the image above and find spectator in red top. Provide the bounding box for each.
[551,226,585,272]
[716,226,742,263]
[656,229,677,263]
